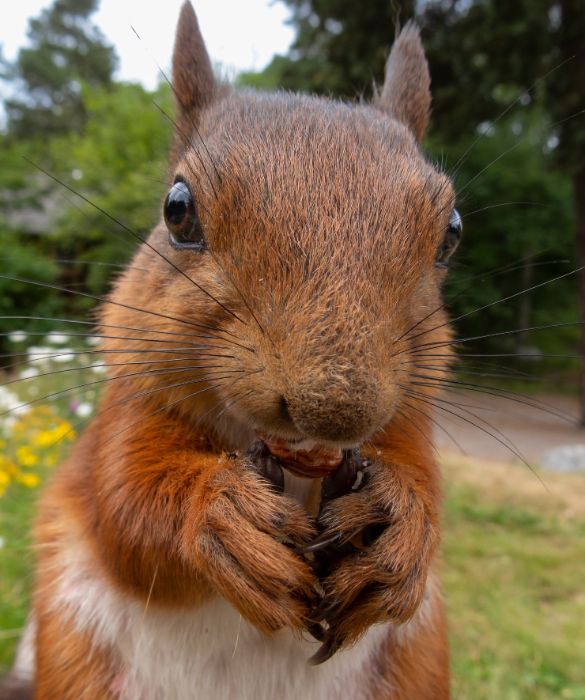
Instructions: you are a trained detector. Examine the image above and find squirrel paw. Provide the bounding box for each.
[183,442,318,634]
[301,452,435,663]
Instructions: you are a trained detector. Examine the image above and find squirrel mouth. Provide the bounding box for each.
[259,435,343,478]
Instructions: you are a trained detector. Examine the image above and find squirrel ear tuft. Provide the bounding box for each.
[172,2,215,126]
[376,23,431,143]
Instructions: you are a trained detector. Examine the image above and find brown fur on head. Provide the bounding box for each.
[101,2,455,450]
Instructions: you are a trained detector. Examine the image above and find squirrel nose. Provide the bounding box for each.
[285,375,380,444]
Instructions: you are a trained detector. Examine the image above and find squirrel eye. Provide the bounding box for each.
[164,180,206,250]
[436,208,462,268]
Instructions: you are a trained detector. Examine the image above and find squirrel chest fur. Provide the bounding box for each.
[10,2,460,698]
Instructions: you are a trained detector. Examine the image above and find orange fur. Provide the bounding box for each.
[371,596,450,699]
[35,606,117,700]
[17,2,458,696]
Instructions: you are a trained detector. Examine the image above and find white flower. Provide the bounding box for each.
[75,402,93,418]
[8,331,27,343]
[19,367,40,380]
[3,416,16,431]
[27,346,55,364]
[91,363,108,374]
[52,352,76,364]
[87,336,101,347]
[0,386,21,412]
[46,332,68,345]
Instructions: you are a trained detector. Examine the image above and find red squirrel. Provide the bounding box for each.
[5,2,459,697]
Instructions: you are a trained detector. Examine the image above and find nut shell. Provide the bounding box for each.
[261,436,343,478]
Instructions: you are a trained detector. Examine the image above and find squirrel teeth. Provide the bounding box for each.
[260,435,343,478]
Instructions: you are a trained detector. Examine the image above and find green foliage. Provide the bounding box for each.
[0,137,60,353]
[546,0,585,175]
[266,0,584,158]
[428,111,577,363]
[0,229,59,350]
[48,81,171,303]
[4,0,117,138]
[0,80,171,344]
[244,0,412,97]
[237,55,304,91]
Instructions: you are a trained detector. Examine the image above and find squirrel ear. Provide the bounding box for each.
[376,23,431,143]
[172,2,216,126]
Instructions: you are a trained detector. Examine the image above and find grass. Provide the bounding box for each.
[0,479,37,669]
[443,456,585,699]
[1,442,584,697]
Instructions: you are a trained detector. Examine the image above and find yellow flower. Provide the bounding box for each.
[53,422,75,442]
[0,472,8,497]
[1,403,79,497]
[16,446,38,468]
[17,472,40,488]
[33,430,56,448]
[0,456,16,474]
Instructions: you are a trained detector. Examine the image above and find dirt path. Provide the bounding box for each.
[432,390,585,464]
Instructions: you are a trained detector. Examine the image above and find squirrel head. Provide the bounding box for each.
[102,2,458,450]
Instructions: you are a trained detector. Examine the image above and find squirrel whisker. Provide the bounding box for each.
[0,314,236,343]
[0,273,253,351]
[24,158,243,325]
[0,366,240,421]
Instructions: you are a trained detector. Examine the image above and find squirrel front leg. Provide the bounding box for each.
[303,414,441,662]
[90,393,318,634]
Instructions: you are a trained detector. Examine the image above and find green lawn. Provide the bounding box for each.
[443,457,585,700]
[1,449,584,698]
[0,478,37,670]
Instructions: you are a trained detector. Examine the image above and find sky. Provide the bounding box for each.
[1,0,295,88]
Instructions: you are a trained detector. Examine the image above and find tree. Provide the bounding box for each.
[548,0,585,422]
[0,134,61,354]
[0,80,172,344]
[420,0,585,419]
[48,81,172,312]
[4,0,117,139]
[425,114,575,361]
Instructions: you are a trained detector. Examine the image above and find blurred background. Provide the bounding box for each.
[0,1,584,697]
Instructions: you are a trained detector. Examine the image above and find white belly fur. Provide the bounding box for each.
[47,474,432,699]
[51,541,390,700]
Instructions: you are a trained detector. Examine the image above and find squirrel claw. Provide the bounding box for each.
[308,633,344,665]
[305,620,327,642]
[310,596,339,623]
[245,441,285,494]
[296,530,342,554]
[320,449,363,502]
